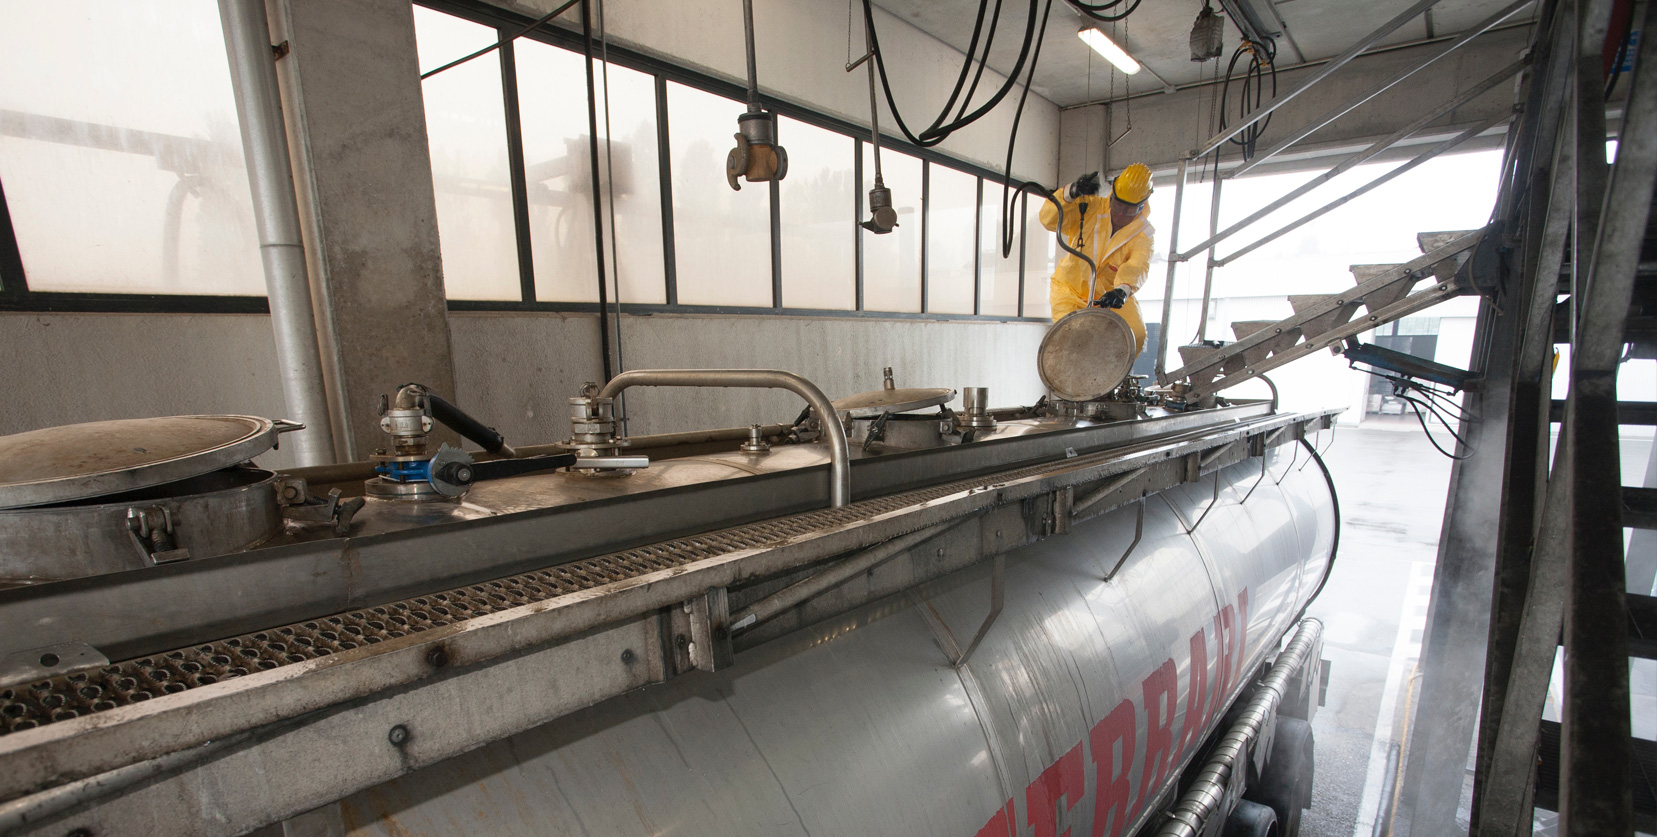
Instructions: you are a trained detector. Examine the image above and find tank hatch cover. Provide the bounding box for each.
[1038,308,1137,402]
[0,415,285,510]
[832,387,955,418]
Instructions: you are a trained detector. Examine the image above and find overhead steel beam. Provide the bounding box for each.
[1177,59,1527,263]
[1190,0,1443,159]
[1215,112,1512,267]
[1229,0,1534,179]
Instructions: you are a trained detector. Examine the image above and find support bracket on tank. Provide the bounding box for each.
[1179,469,1223,535]
[914,554,1004,669]
[1102,500,1146,581]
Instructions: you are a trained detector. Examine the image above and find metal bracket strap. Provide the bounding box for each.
[1103,501,1146,581]
[914,553,1004,670]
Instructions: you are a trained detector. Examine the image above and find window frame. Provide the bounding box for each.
[0,0,1047,323]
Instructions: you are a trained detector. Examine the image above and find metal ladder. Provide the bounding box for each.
[1158,228,1487,402]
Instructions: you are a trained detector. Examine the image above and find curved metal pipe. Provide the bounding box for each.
[1156,617,1324,837]
[596,370,851,507]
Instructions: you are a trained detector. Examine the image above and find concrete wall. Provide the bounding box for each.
[493,0,1061,184]
[1057,26,1535,182]
[450,312,1050,441]
[0,312,303,468]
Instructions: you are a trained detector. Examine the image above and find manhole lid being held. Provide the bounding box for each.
[0,415,287,509]
[1038,308,1138,402]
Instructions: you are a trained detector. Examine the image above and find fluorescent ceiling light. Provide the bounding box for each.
[1078,27,1140,75]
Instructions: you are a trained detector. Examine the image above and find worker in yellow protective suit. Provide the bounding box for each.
[1039,163,1155,354]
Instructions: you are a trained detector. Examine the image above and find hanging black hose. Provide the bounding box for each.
[1067,0,1145,22]
[859,0,1046,148]
[1211,36,1278,171]
[994,1,1056,258]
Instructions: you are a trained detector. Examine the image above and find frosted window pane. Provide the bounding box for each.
[978,191,1021,317]
[0,1,263,295]
[667,82,770,307]
[778,117,854,310]
[416,8,519,301]
[593,61,666,305]
[926,165,977,315]
[861,145,922,312]
[1023,197,1052,318]
[518,46,666,304]
[515,40,596,302]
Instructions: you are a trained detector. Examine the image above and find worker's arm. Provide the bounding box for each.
[1114,231,1154,293]
[1038,188,1068,234]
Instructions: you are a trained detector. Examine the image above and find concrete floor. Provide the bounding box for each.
[1295,423,1654,836]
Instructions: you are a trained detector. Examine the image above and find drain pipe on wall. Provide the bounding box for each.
[219,0,336,466]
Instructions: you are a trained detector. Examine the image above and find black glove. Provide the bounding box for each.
[1066,171,1101,200]
[1093,287,1129,309]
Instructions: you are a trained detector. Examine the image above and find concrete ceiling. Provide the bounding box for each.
[871,0,1539,107]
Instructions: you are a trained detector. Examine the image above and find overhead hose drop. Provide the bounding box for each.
[859,0,1048,149]
[856,0,1056,259]
[1212,36,1278,170]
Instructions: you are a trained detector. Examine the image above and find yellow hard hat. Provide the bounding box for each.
[1113,163,1153,204]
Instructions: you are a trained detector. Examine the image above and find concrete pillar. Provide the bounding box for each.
[266,0,456,459]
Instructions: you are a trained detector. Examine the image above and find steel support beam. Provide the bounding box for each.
[1190,0,1442,158]
[1177,59,1527,264]
[1155,158,1188,379]
[1229,0,1533,178]
[1559,0,1655,826]
[1215,113,1512,267]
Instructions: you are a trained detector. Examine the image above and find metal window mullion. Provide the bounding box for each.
[497,36,536,303]
[655,75,678,306]
[920,161,929,314]
[1017,191,1027,318]
[972,177,982,316]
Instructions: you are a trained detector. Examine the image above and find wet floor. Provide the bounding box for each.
[1299,423,1654,837]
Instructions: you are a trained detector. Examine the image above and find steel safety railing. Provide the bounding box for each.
[1150,0,1530,378]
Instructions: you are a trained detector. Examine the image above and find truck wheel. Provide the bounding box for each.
[1247,716,1314,837]
[1222,800,1279,837]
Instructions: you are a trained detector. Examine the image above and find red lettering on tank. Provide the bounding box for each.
[1088,698,1137,837]
[974,798,1015,837]
[1212,606,1235,714]
[1134,658,1179,815]
[967,588,1256,837]
[1175,625,1210,761]
[1028,741,1086,837]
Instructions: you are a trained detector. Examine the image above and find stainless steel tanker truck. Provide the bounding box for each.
[0,322,1338,837]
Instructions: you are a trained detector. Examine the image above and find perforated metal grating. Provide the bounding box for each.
[0,429,1251,735]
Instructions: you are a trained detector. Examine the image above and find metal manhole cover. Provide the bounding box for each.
[1037,309,1137,402]
[0,415,283,509]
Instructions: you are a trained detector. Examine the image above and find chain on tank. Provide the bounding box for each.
[0,436,1212,735]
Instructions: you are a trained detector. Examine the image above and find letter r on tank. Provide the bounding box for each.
[1088,698,1137,837]
[1027,741,1086,837]
[1134,660,1179,816]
